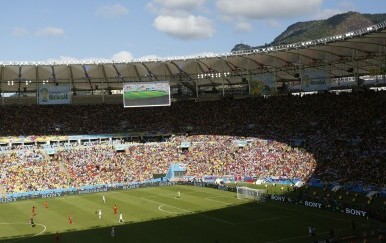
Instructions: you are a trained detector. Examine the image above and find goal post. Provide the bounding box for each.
[236,186,267,202]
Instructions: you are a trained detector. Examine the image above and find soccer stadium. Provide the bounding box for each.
[1,10,386,243]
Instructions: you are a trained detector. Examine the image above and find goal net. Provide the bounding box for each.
[236,187,267,202]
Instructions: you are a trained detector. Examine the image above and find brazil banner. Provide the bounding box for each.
[38,84,71,105]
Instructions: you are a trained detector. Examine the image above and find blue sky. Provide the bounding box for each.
[1,0,385,62]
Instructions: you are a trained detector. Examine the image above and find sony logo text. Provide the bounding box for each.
[304,201,322,208]
[345,208,367,217]
[271,195,286,201]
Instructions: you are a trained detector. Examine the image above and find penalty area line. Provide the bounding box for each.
[34,224,47,236]
[0,222,46,242]
[141,197,235,225]
[203,195,237,205]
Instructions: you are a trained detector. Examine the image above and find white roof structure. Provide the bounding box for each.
[0,21,385,95]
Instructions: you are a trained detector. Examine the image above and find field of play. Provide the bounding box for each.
[0,185,375,243]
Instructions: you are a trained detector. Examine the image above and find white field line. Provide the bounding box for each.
[0,222,46,242]
[203,195,235,204]
[158,204,181,214]
[141,197,235,225]
[141,197,190,213]
[178,185,236,198]
[147,186,238,204]
[34,224,47,236]
[143,188,292,225]
[147,186,350,227]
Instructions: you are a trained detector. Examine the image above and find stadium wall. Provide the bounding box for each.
[1,94,123,106]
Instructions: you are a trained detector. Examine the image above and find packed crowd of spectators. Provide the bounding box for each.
[0,90,385,194]
[0,137,316,193]
[0,148,68,193]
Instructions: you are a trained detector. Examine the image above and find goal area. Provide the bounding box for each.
[236,187,267,202]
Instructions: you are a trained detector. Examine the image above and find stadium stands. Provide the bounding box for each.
[0,90,385,195]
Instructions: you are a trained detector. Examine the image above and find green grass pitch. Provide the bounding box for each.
[124,90,168,100]
[0,185,374,243]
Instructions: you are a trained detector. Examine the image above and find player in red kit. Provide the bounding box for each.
[113,205,118,215]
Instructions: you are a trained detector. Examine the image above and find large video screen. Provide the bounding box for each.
[123,81,171,108]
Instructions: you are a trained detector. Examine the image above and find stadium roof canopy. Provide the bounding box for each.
[1,21,386,94]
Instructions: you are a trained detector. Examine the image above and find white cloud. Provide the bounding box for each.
[191,51,218,57]
[46,51,134,63]
[36,27,65,37]
[95,4,128,18]
[45,51,221,63]
[235,22,252,33]
[315,8,347,20]
[314,1,356,21]
[47,56,109,63]
[216,0,323,19]
[12,27,28,37]
[148,0,206,13]
[154,15,214,40]
[112,51,134,62]
[147,0,213,40]
[47,56,86,63]
[338,1,355,11]
[138,55,160,61]
[266,19,281,28]
[147,0,210,24]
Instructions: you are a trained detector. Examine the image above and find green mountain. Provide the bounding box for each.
[231,11,386,52]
